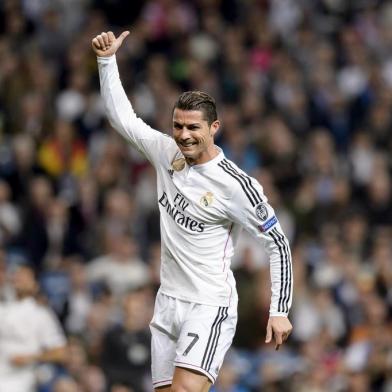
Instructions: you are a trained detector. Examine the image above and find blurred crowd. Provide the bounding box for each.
[0,0,392,391]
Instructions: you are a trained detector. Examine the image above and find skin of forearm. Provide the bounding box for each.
[33,346,68,364]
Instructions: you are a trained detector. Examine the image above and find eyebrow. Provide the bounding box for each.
[173,121,201,127]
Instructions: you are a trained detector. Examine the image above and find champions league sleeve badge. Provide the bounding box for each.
[255,203,278,232]
[255,203,268,221]
[258,216,278,232]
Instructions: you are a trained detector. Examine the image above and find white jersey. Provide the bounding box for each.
[98,55,293,316]
[0,297,66,392]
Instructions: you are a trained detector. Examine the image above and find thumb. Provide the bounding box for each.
[117,30,130,44]
[265,322,272,343]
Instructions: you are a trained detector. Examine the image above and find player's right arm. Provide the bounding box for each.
[92,31,173,164]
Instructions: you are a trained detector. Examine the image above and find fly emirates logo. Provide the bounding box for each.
[159,191,205,233]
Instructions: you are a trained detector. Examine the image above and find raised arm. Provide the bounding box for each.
[92,31,175,165]
[92,31,136,139]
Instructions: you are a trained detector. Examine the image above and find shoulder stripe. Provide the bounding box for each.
[218,162,256,206]
[218,160,262,206]
[222,159,263,205]
[223,159,264,204]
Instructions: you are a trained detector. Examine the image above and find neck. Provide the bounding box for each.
[186,145,219,166]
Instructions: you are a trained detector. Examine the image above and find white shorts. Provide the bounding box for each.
[150,292,237,388]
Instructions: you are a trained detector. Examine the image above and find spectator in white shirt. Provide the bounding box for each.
[87,228,150,298]
[0,264,67,392]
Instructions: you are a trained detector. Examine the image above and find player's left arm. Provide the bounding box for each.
[227,173,293,350]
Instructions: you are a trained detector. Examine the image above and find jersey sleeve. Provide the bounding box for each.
[226,171,293,317]
[97,55,176,167]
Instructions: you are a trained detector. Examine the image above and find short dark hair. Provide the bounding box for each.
[173,91,218,126]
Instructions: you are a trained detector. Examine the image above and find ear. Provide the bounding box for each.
[209,120,220,137]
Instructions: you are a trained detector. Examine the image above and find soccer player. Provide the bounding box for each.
[92,31,293,392]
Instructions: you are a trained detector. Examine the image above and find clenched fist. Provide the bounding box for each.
[91,31,130,57]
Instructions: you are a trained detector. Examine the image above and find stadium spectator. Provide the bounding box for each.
[0,264,67,392]
[100,287,153,391]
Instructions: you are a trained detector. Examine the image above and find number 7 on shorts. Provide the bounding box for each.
[183,333,199,356]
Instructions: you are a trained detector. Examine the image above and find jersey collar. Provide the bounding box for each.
[189,146,225,171]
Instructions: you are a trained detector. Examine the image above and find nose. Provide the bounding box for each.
[177,127,191,140]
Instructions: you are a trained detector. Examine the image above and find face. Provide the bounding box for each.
[12,266,38,298]
[172,109,220,165]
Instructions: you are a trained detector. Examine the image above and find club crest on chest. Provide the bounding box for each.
[200,192,214,207]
